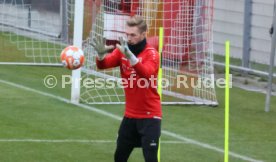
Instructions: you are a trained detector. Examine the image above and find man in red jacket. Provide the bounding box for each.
[91,15,162,162]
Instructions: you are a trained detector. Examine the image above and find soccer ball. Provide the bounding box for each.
[60,46,85,70]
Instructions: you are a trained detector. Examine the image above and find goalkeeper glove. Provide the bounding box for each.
[116,37,138,66]
[90,36,114,60]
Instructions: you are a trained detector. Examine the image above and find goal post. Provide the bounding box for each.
[71,0,84,103]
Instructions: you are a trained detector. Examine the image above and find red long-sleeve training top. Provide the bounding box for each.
[96,43,162,119]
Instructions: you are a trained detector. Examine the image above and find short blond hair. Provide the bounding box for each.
[126,15,147,33]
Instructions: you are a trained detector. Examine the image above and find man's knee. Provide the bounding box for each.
[143,148,159,162]
[114,141,134,162]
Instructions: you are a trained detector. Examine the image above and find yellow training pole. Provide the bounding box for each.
[157,27,164,162]
[157,27,164,99]
[224,41,230,162]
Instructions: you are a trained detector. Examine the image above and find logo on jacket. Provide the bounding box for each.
[138,57,142,63]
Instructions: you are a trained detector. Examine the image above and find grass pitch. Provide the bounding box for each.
[0,65,275,162]
[1,31,276,162]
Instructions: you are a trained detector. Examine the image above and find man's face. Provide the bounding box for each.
[125,25,146,45]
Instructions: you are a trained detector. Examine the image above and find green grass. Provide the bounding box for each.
[214,54,276,73]
[0,32,64,63]
[0,65,276,162]
[1,31,276,161]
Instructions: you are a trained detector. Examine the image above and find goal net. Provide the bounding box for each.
[82,0,217,105]
[0,0,217,105]
[0,0,73,65]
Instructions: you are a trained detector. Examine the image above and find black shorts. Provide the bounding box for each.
[115,117,161,162]
[117,117,161,147]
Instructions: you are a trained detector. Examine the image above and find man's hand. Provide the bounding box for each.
[90,36,114,60]
[116,37,138,65]
[116,37,133,59]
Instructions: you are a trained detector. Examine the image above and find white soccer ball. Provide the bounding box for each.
[60,46,85,70]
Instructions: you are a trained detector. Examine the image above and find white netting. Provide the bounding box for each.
[0,0,217,104]
[0,0,73,64]
[81,0,217,105]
